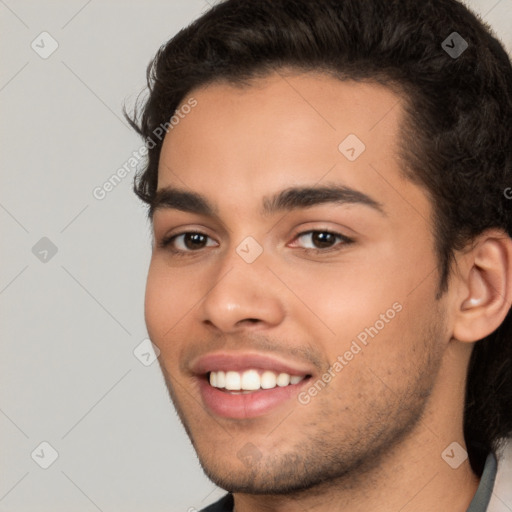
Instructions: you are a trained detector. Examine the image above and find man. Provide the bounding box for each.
[127,0,512,510]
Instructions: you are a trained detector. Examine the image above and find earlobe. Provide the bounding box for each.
[453,233,512,343]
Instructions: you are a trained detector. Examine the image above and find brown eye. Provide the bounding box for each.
[295,231,348,250]
[160,232,218,252]
[310,232,337,248]
[183,233,209,250]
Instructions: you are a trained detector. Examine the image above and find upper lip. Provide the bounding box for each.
[190,351,316,377]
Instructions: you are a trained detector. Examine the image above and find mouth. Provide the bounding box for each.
[191,352,314,419]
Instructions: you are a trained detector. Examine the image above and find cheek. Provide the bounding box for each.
[278,240,439,357]
[277,256,402,342]
[144,260,192,342]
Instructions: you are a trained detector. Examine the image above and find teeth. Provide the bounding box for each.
[277,373,290,387]
[225,371,241,390]
[216,370,226,388]
[209,369,306,391]
[261,371,277,389]
[241,369,260,391]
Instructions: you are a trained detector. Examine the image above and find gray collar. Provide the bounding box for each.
[466,453,498,512]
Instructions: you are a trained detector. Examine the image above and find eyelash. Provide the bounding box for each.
[158,229,354,256]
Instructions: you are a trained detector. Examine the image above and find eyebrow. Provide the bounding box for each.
[150,184,384,219]
[150,188,217,219]
[262,185,384,215]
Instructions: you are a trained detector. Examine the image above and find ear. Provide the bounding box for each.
[452,229,512,343]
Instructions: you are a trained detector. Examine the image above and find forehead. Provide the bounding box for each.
[156,71,426,220]
[163,72,404,152]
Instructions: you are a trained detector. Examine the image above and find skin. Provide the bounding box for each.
[145,71,512,511]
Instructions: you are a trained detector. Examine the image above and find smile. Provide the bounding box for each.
[191,352,315,419]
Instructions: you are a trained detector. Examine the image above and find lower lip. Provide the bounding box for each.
[198,377,309,419]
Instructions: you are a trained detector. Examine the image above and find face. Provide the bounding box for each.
[145,72,448,494]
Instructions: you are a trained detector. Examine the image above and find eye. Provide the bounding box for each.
[159,232,218,253]
[291,230,353,251]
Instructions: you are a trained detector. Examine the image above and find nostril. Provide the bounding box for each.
[237,318,261,326]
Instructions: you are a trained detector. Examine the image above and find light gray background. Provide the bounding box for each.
[1,1,511,511]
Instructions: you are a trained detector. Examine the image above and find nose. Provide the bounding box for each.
[199,253,286,334]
